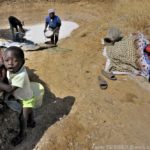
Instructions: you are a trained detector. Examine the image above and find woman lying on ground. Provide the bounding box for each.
[102,30,150,81]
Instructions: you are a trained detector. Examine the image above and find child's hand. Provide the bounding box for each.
[4,93,12,101]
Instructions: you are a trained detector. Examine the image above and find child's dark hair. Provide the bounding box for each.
[5,46,25,60]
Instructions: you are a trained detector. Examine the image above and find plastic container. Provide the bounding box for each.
[30,82,44,108]
[44,30,53,38]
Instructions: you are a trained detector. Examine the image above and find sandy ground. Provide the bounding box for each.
[1,1,150,150]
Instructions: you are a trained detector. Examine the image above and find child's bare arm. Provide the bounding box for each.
[0,81,17,93]
[0,82,17,101]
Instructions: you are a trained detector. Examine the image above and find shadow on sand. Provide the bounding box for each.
[9,67,75,150]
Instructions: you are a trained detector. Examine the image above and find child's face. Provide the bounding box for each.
[3,51,23,73]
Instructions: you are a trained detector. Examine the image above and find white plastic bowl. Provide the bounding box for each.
[31,82,44,108]
[44,30,53,38]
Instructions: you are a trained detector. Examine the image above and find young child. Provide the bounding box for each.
[0,48,8,111]
[0,46,35,145]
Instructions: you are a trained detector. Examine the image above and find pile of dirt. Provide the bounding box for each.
[0,108,18,150]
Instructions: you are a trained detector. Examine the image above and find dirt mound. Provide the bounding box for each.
[0,108,18,150]
[0,67,75,150]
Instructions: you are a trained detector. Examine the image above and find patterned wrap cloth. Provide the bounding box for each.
[106,35,140,73]
[105,33,150,79]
